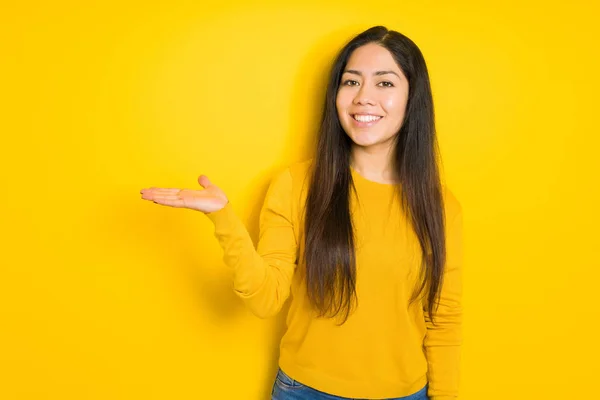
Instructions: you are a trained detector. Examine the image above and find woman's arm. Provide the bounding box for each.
[423,192,464,400]
[205,168,297,318]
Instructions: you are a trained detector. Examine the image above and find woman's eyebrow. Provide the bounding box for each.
[343,69,401,78]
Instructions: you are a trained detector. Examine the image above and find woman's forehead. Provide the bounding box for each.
[345,44,400,73]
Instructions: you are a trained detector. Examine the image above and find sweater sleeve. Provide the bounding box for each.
[424,204,464,400]
[204,167,297,318]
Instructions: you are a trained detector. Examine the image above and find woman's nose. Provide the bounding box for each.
[353,84,376,106]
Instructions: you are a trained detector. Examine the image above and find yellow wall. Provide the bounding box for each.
[1,1,598,399]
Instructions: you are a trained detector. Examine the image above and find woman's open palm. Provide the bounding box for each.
[140,175,228,214]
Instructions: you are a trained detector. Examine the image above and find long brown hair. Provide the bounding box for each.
[303,26,446,325]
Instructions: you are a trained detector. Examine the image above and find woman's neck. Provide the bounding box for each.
[350,146,399,184]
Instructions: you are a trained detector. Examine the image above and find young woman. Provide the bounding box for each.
[141,26,463,400]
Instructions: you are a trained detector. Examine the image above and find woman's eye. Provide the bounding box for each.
[378,81,394,87]
[343,79,359,86]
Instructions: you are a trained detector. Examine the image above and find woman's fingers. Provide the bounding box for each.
[141,188,182,199]
[140,185,225,213]
[153,193,182,200]
[140,187,206,207]
[143,188,185,207]
[142,188,181,194]
[151,197,187,208]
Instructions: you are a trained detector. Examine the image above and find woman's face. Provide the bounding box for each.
[336,43,409,150]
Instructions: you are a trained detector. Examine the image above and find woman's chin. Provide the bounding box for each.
[346,130,398,150]
[348,133,382,148]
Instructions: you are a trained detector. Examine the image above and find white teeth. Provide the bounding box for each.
[353,114,382,122]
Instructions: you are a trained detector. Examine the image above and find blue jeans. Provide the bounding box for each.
[271,368,430,400]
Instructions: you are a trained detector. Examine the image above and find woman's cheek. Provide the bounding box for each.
[382,94,408,117]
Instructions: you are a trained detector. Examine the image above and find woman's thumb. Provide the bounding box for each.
[198,175,212,188]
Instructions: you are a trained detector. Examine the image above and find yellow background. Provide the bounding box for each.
[1,1,598,399]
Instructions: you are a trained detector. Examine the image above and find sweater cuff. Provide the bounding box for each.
[205,202,235,225]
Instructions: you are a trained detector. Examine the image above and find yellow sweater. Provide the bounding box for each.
[206,159,463,400]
